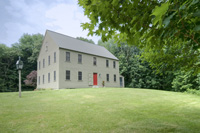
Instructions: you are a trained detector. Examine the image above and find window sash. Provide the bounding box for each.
[78,54,82,63]
[48,56,50,65]
[78,71,82,80]
[107,74,109,81]
[66,70,70,80]
[93,57,96,65]
[48,73,50,83]
[66,52,70,61]
[106,60,109,67]
[114,74,116,82]
[43,75,45,84]
[43,59,45,68]
[113,61,116,68]
[54,52,56,63]
[54,71,56,81]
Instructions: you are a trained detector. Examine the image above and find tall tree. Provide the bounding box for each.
[98,39,173,89]
[78,0,200,73]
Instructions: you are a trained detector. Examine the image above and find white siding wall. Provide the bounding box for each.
[59,49,120,88]
[37,34,59,89]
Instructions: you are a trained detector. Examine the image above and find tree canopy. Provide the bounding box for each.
[78,0,200,73]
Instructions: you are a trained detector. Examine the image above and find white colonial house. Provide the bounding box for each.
[37,30,124,89]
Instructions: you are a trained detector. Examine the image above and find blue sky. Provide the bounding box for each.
[0,0,100,47]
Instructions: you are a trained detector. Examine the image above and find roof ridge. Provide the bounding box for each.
[46,29,105,48]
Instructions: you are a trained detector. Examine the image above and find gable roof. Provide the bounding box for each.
[46,30,118,60]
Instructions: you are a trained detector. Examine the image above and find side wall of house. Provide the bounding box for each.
[59,49,120,88]
[37,33,59,89]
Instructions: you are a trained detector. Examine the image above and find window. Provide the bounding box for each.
[114,74,116,82]
[107,74,109,82]
[78,71,82,80]
[66,52,70,62]
[93,57,97,66]
[54,52,56,63]
[38,76,40,85]
[43,75,45,84]
[39,61,41,70]
[54,71,56,81]
[66,70,70,80]
[46,45,48,52]
[78,54,82,63]
[48,73,50,83]
[48,55,50,65]
[106,60,109,67]
[113,61,116,68]
[43,59,45,68]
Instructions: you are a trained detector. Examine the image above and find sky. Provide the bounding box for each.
[0,0,100,47]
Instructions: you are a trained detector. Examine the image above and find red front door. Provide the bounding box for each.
[93,73,97,85]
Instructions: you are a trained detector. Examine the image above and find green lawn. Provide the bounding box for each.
[1,88,200,133]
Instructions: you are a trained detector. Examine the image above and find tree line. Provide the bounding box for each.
[0,33,199,93]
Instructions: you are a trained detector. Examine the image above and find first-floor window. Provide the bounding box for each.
[107,74,109,82]
[54,71,56,81]
[43,75,45,84]
[114,74,116,82]
[78,71,82,81]
[48,73,50,83]
[66,70,70,80]
[38,76,40,85]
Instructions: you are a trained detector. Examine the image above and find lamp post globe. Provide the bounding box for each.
[16,56,23,98]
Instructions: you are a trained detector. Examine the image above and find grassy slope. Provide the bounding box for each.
[0,88,200,133]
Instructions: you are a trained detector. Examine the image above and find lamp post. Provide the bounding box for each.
[16,56,23,98]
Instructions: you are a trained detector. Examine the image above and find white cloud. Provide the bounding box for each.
[0,0,100,46]
[45,2,100,44]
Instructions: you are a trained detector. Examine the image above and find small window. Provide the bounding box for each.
[93,57,97,66]
[78,71,82,80]
[114,74,116,82]
[113,61,116,68]
[54,71,56,81]
[48,73,50,83]
[66,70,70,80]
[43,59,45,68]
[46,45,48,52]
[78,54,82,63]
[43,75,45,84]
[107,74,109,82]
[39,61,41,70]
[66,52,70,62]
[48,55,50,65]
[38,76,40,85]
[54,52,56,63]
[106,60,109,67]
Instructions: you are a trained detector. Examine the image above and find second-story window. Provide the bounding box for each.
[107,74,109,82]
[39,61,41,70]
[66,52,70,62]
[113,61,116,68]
[78,71,82,80]
[43,59,45,68]
[106,60,109,67]
[48,55,50,65]
[54,52,56,63]
[66,70,70,80]
[78,54,82,63]
[93,57,97,66]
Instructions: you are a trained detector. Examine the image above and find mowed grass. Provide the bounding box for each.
[1,88,200,133]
